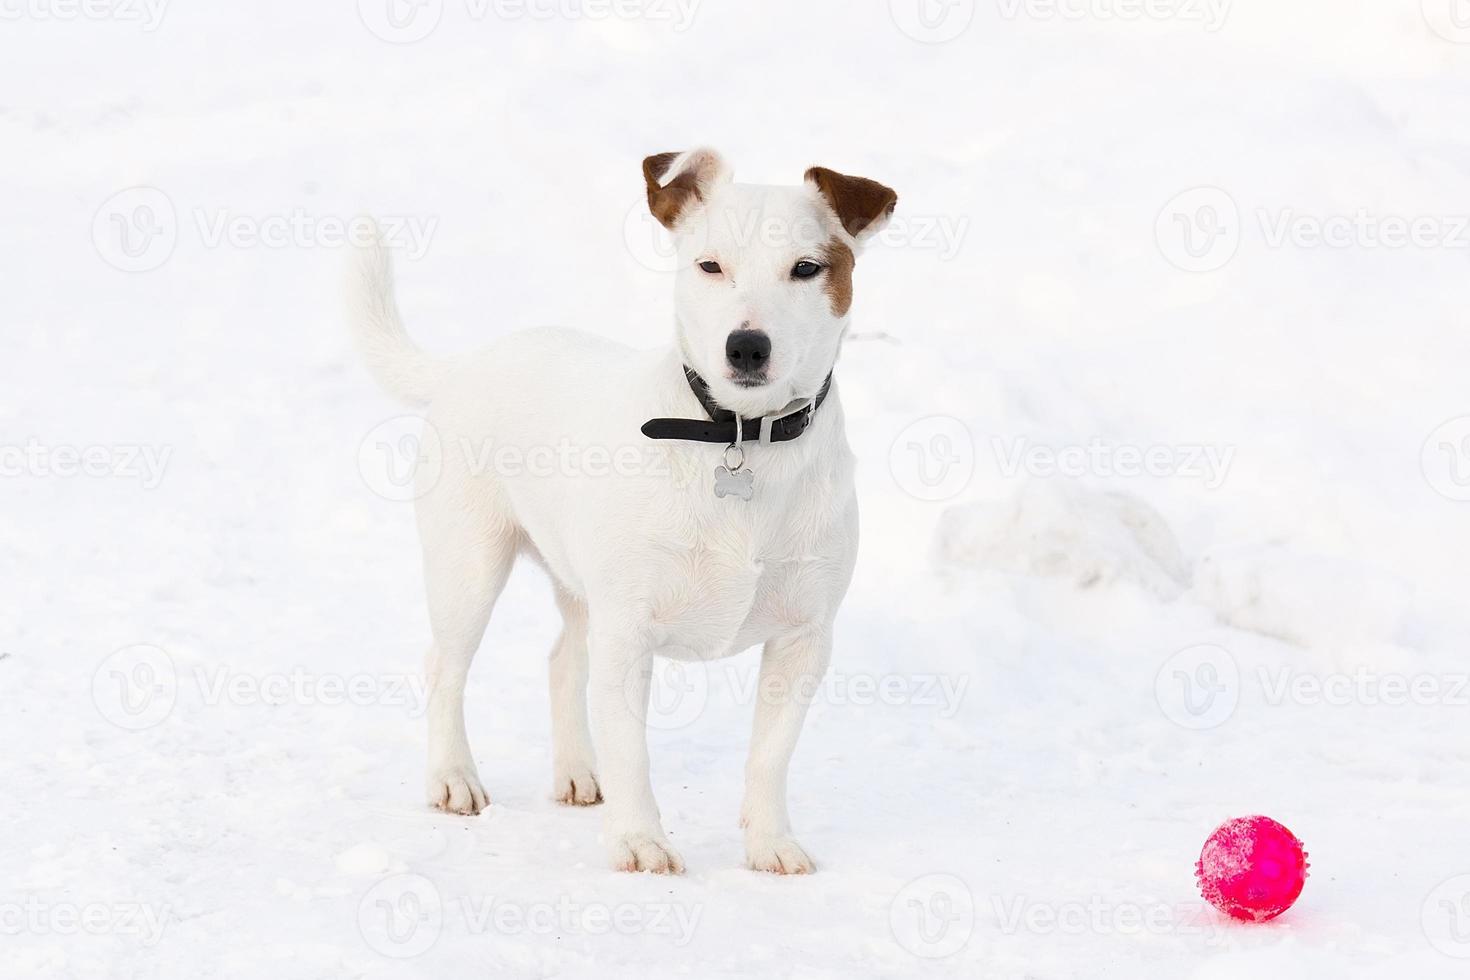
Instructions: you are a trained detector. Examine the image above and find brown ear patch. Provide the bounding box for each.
[643,152,703,230]
[820,239,855,317]
[806,166,897,239]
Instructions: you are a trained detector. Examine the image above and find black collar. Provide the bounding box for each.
[641,367,833,445]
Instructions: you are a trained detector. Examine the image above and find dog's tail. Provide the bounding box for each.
[346,220,444,407]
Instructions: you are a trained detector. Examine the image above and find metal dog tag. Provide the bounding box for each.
[713,464,754,500]
[714,444,754,500]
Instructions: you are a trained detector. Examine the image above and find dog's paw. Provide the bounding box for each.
[552,762,602,806]
[609,833,685,875]
[745,834,815,875]
[426,767,489,815]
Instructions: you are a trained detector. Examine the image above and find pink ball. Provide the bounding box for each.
[1196,815,1309,921]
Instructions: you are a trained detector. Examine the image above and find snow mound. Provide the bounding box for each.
[1192,545,1412,649]
[934,482,1190,598]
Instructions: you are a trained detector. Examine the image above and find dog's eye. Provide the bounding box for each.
[698,260,722,275]
[791,260,823,280]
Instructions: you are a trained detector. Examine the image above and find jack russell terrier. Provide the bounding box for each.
[348,148,896,874]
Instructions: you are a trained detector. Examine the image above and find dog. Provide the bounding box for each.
[348,148,896,874]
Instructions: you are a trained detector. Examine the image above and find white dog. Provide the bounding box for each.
[348,148,896,874]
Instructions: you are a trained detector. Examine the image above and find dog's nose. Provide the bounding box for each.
[725,329,771,373]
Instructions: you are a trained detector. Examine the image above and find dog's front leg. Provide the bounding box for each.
[741,626,832,874]
[588,630,685,874]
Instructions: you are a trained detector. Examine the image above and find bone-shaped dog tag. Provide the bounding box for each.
[713,464,754,501]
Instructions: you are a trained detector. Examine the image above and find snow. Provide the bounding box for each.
[4,1,1470,977]
[936,484,1192,598]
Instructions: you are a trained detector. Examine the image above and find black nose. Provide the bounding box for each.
[725,329,771,373]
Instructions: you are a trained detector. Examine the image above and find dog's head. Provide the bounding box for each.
[643,149,896,417]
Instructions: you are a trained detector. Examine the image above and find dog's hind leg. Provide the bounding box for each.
[548,590,601,805]
[418,486,518,816]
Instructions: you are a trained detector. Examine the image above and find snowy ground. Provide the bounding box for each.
[5,1,1470,977]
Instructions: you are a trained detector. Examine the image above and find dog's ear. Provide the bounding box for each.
[642,149,729,230]
[805,166,897,242]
